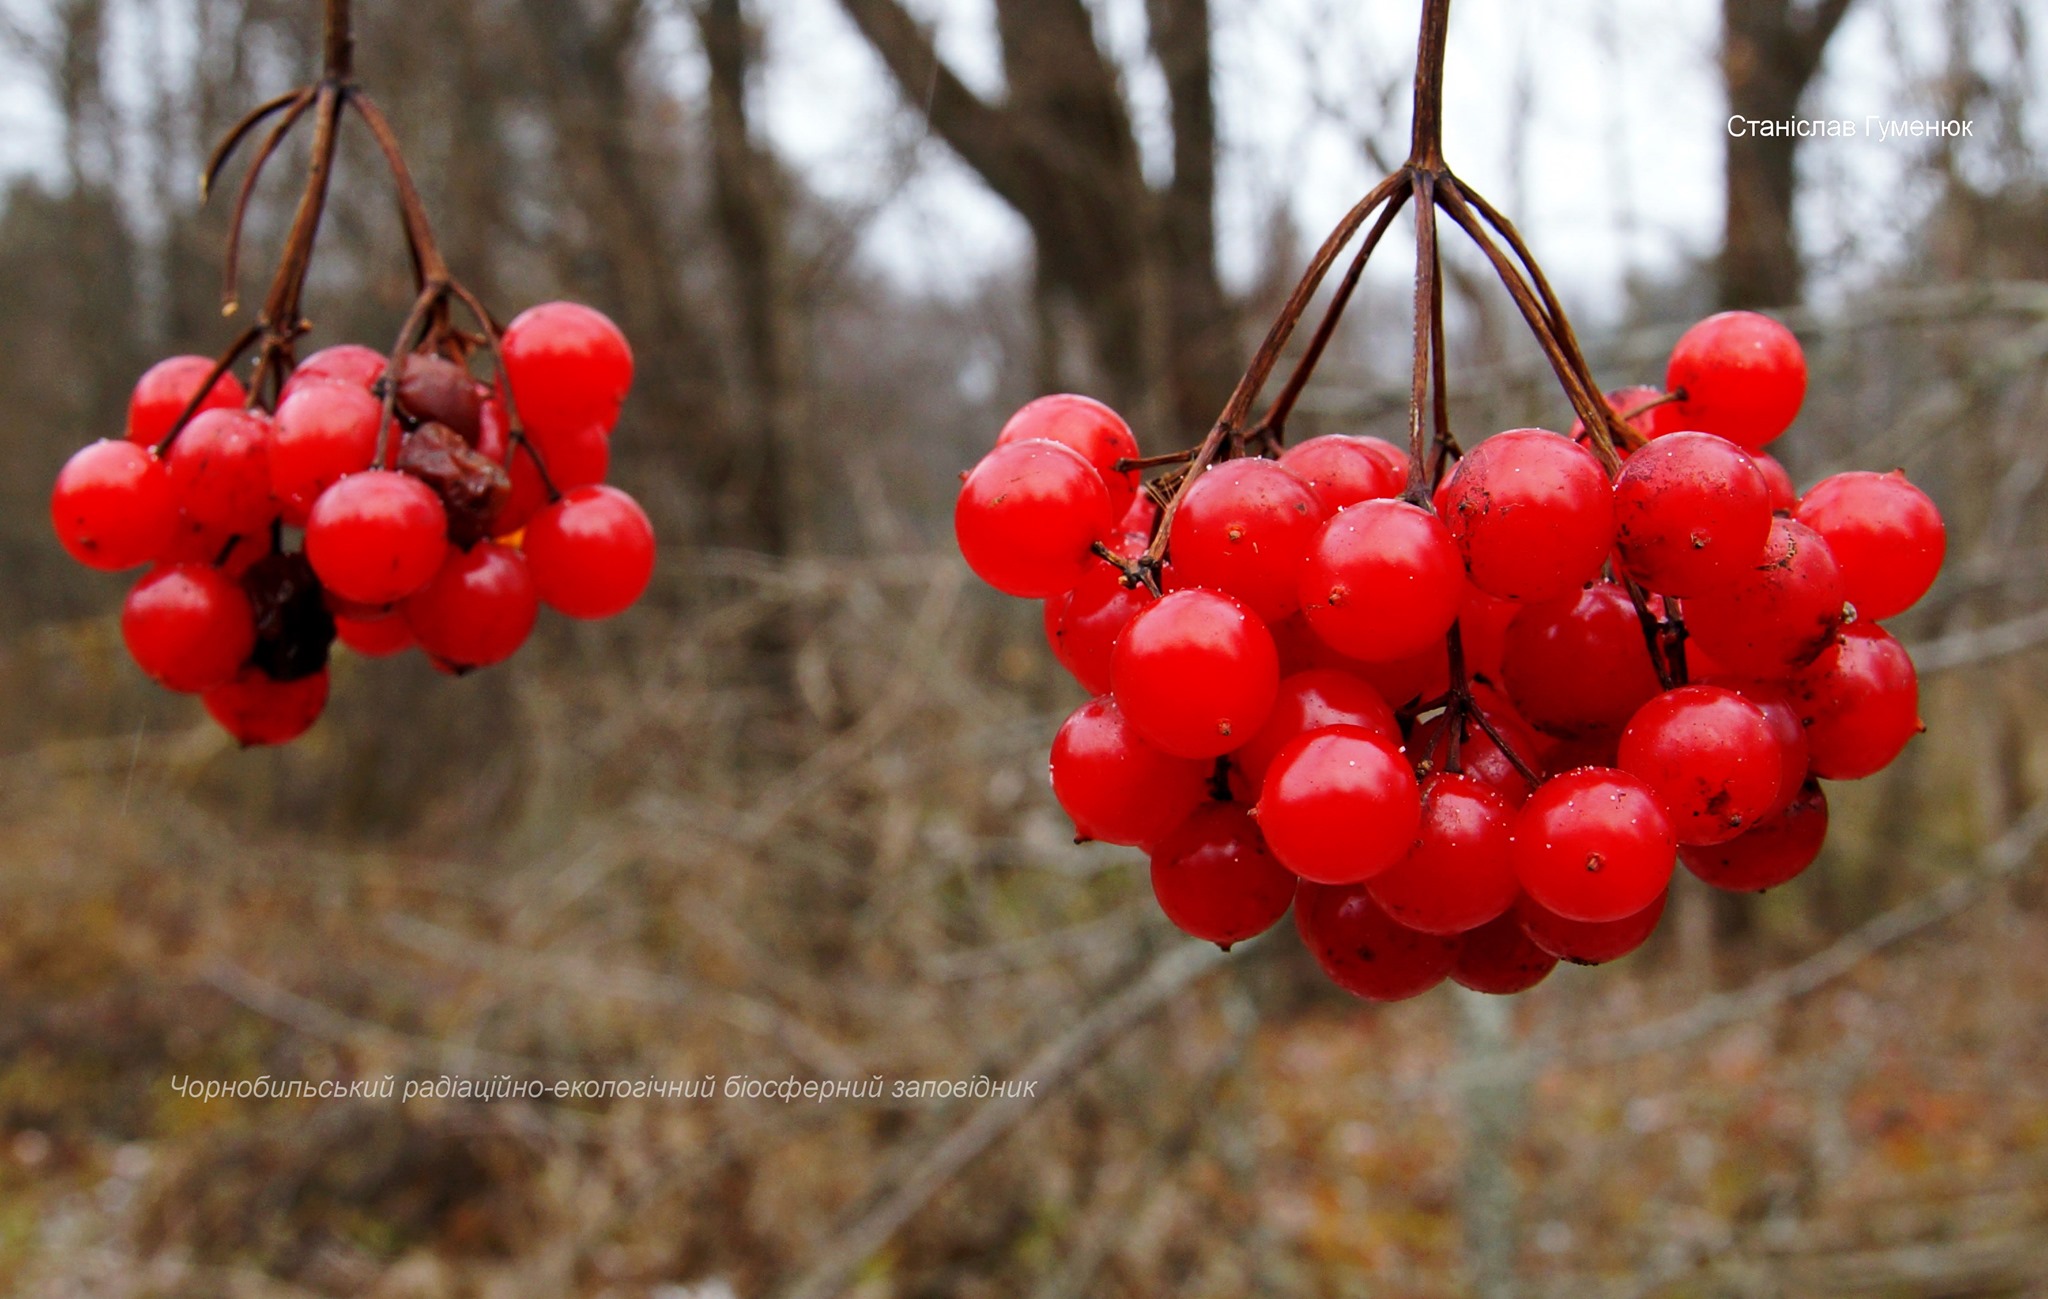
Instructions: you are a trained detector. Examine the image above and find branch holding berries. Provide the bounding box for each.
[955,0,1947,1001]
[48,0,658,747]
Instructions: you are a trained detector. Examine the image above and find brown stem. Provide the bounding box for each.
[348,92,452,286]
[1114,449,1198,473]
[445,279,563,502]
[1140,168,1410,575]
[1408,0,1452,168]
[1426,216,1457,485]
[220,90,316,315]
[1404,169,1438,503]
[202,88,312,200]
[1250,186,1410,448]
[324,0,354,80]
[1468,700,1543,788]
[373,281,452,468]
[153,324,262,456]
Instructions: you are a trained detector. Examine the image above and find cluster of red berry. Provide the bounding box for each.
[50,302,655,746]
[956,310,1944,1000]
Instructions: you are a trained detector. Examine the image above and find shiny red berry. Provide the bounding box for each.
[1277,434,1407,509]
[1256,725,1420,884]
[1111,588,1278,758]
[1794,470,1945,621]
[165,407,277,535]
[1295,882,1461,1001]
[1618,685,1782,846]
[305,470,450,606]
[1171,458,1329,622]
[127,356,245,446]
[1680,779,1827,892]
[1665,311,1806,448]
[1149,803,1298,947]
[1516,889,1667,965]
[1501,583,1664,739]
[1442,428,1614,601]
[121,563,256,693]
[995,394,1139,516]
[1789,623,1921,779]
[501,301,634,438]
[51,440,179,571]
[524,484,657,619]
[955,439,1114,598]
[1229,668,1398,795]
[1684,517,1845,677]
[1452,909,1559,994]
[1298,498,1463,662]
[1510,767,1675,923]
[334,612,414,657]
[1049,696,1210,847]
[402,542,541,669]
[1367,772,1518,935]
[1043,561,1154,694]
[1613,432,1773,596]
[202,666,329,746]
[271,381,385,527]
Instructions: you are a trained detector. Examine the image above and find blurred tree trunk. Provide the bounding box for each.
[836,0,1232,440]
[696,0,804,555]
[1719,0,1857,308]
[514,0,789,552]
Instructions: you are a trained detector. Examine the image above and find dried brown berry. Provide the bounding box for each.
[397,421,512,548]
[397,353,483,445]
[241,551,336,681]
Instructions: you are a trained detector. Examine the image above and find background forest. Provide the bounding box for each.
[2,0,2047,1295]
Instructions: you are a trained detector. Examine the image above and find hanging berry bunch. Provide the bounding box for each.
[955,0,1944,1000]
[48,0,655,747]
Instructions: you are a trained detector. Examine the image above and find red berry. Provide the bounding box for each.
[161,516,273,577]
[1753,452,1797,512]
[955,439,1114,598]
[1516,889,1667,965]
[202,666,329,746]
[1510,767,1675,923]
[1043,561,1154,694]
[1230,668,1398,795]
[1665,312,1805,448]
[1613,432,1773,596]
[1171,458,1329,621]
[1049,696,1210,847]
[501,301,634,438]
[1681,779,1827,891]
[1256,725,1420,884]
[121,563,256,692]
[271,382,385,527]
[401,542,541,669]
[1442,428,1614,601]
[127,356,245,446]
[1295,882,1461,1001]
[1569,385,1683,452]
[280,344,387,402]
[1149,803,1298,946]
[493,422,611,536]
[1710,679,1810,816]
[51,440,179,571]
[1277,434,1407,509]
[1298,498,1463,661]
[1458,584,1520,681]
[165,408,277,535]
[1793,470,1945,621]
[1501,583,1664,739]
[1367,772,1518,934]
[1111,589,1278,758]
[1617,685,1782,846]
[1408,685,1544,806]
[996,394,1139,516]
[1788,623,1921,779]
[305,470,450,606]
[334,612,414,657]
[524,484,657,619]
[1684,517,1845,677]
[1452,909,1559,994]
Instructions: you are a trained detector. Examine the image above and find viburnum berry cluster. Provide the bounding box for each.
[954,0,1944,1001]
[47,1,653,748]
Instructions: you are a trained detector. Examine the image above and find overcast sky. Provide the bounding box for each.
[2,0,2039,320]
